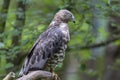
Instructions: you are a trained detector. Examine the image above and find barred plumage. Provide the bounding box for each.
[19,9,75,77]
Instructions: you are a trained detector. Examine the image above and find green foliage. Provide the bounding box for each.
[0,0,120,80]
[80,63,86,71]
[0,52,14,75]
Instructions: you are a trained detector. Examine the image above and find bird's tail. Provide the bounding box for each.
[18,67,24,77]
[18,58,29,77]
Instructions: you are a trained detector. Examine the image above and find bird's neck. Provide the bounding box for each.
[49,20,67,28]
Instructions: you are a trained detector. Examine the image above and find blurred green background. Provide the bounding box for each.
[0,0,120,80]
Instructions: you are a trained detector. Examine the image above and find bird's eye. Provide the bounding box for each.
[68,14,72,17]
[65,13,70,17]
[70,14,72,16]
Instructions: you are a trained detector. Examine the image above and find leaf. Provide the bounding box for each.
[0,55,6,67]
[115,59,120,65]
[80,63,86,71]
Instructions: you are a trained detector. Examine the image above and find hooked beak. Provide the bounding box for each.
[73,20,75,23]
[72,16,75,23]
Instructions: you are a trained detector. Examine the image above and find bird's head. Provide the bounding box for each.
[54,9,75,23]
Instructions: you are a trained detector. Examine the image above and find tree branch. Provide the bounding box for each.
[4,71,55,80]
[16,70,53,80]
[3,72,15,80]
[0,48,9,51]
[79,35,120,49]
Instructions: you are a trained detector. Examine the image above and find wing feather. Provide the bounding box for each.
[19,27,64,77]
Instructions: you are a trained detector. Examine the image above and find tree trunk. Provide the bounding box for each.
[81,0,108,80]
[0,0,10,42]
[12,0,26,46]
[103,1,120,79]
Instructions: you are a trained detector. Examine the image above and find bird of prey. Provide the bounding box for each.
[19,9,75,79]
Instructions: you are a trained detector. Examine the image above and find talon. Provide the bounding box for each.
[52,72,61,80]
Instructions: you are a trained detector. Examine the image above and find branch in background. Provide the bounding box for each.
[0,48,9,51]
[1,35,120,51]
[79,35,120,49]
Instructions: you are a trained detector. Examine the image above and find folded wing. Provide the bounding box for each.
[19,27,64,77]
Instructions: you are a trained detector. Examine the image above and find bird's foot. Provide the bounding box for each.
[52,72,61,80]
